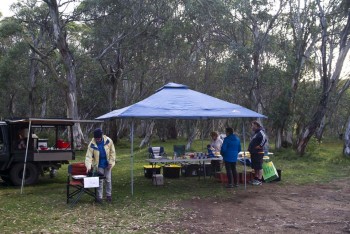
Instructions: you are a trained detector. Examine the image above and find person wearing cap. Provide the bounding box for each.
[85,128,116,203]
[248,121,268,186]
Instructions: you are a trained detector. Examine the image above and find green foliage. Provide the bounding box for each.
[272,138,350,185]
[305,136,321,155]
[0,19,22,37]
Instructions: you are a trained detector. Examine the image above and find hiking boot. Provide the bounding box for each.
[252,180,262,186]
[95,197,103,204]
[106,196,112,203]
[248,179,255,184]
[234,184,239,188]
[225,184,234,188]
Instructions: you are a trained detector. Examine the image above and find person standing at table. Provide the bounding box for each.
[85,128,116,203]
[209,131,223,152]
[248,121,267,186]
[220,127,241,188]
[208,131,223,173]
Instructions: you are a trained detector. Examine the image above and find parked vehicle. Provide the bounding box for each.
[0,118,77,185]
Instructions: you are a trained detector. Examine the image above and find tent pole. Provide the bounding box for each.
[131,120,134,196]
[201,120,204,151]
[242,121,247,190]
[21,120,32,194]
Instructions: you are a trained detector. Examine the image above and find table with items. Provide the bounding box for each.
[145,152,223,180]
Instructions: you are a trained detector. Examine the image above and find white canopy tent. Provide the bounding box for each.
[96,83,267,195]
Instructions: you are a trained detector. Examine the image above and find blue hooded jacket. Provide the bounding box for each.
[220,133,241,162]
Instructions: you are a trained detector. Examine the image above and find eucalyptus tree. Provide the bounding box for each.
[77,0,183,141]
[0,18,30,117]
[315,78,350,141]
[296,0,350,155]
[77,0,227,143]
[223,0,286,116]
[37,0,86,145]
[10,0,55,117]
[266,0,319,149]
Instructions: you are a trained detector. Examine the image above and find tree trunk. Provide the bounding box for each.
[315,115,326,141]
[139,120,155,148]
[186,121,198,151]
[275,127,282,149]
[167,120,178,139]
[286,131,293,145]
[108,59,122,142]
[344,116,350,156]
[297,93,329,155]
[28,52,38,117]
[316,79,350,141]
[40,92,47,118]
[297,2,350,155]
[44,0,84,146]
[9,93,16,117]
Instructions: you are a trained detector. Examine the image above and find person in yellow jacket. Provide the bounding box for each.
[85,128,116,203]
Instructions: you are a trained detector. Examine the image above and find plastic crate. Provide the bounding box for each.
[181,164,200,177]
[144,165,161,179]
[163,165,181,178]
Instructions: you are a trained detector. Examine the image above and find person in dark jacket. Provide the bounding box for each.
[248,121,268,186]
[220,127,241,188]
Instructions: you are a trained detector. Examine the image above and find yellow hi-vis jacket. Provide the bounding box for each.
[85,135,116,171]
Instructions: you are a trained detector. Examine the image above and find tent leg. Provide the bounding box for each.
[131,120,134,196]
[242,121,247,190]
[21,120,32,194]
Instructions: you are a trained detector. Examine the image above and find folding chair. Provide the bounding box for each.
[66,162,98,206]
[148,146,166,159]
[173,145,186,157]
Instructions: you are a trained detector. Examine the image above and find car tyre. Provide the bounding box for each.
[10,163,39,186]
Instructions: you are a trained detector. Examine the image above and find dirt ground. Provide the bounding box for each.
[156,179,350,234]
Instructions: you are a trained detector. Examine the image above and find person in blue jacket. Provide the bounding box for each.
[220,127,241,188]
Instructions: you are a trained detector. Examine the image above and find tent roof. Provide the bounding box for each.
[97,83,266,120]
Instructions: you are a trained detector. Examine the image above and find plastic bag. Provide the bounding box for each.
[262,161,279,182]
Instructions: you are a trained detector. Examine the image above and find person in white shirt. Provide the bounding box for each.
[209,131,223,174]
[209,131,223,152]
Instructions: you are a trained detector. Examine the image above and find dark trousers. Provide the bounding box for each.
[225,161,238,185]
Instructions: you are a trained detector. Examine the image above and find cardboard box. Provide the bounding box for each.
[144,165,161,178]
[163,165,181,178]
[152,174,164,185]
[83,177,99,188]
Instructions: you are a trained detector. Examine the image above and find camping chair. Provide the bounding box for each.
[66,162,98,206]
[173,145,186,157]
[148,146,166,159]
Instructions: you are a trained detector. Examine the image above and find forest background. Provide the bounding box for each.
[1,0,350,156]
